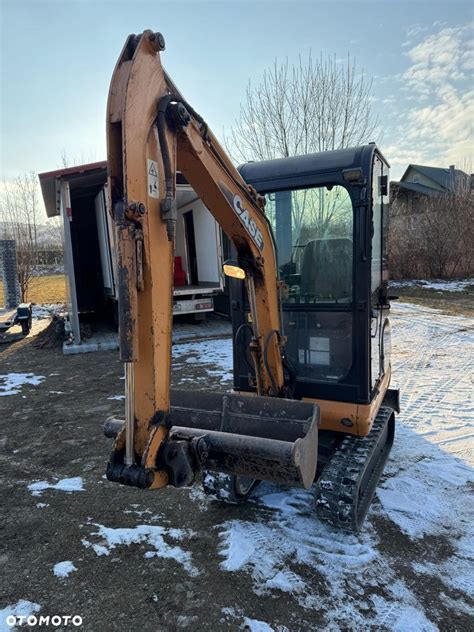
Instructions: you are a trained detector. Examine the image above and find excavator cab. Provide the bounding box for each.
[233,145,398,425]
[219,147,398,528]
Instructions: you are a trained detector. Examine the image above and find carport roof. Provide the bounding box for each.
[38,161,107,218]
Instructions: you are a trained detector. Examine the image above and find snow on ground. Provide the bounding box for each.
[32,303,64,320]
[20,301,467,629]
[53,561,77,578]
[0,372,45,396]
[173,337,234,382]
[31,265,65,277]
[216,484,439,629]
[243,617,276,632]
[172,316,231,343]
[27,477,84,496]
[82,523,199,576]
[390,278,473,292]
[0,600,41,632]
[221,607,282,631]
[175,301,473,628]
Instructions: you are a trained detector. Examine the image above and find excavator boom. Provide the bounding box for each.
[105,30,319,491]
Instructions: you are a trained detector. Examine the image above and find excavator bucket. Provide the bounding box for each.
[163,391,319,489]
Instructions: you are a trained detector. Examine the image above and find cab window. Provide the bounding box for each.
[265,185,354,304]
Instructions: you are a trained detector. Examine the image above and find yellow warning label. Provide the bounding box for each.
[147,159,159,198]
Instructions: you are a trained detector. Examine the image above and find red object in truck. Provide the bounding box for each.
[174,256,187,286]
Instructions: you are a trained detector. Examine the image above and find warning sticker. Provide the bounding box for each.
[147,159,159,198]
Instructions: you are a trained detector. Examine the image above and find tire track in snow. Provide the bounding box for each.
[212,303,473,629]
[391,305,473,453]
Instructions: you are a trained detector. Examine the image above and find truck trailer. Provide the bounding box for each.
[39,162,224,353]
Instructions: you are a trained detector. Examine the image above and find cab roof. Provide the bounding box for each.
[238,144,389,193]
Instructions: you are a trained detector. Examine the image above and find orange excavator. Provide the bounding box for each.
[104,30,398,531]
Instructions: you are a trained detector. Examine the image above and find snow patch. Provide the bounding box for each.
[413,556,474,599]
[376,303,473,540]
[83,523,198,576]
[53,561,77,578]
[243,617,275,632]
[370,593,438,631]
[377,450,471,538]
[219,520,261,572]
[390,278,473,292]
[107,395,125,400]
[27,477,84,496]
[173,337,233,382]
[0,373,45,396]
[32,303,64,320]
[81,539,109,557]
[0,600,41,632]
[218,484,378,613]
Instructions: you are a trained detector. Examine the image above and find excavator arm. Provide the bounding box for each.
[105,30,319,491]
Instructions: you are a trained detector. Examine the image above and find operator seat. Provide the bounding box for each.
[300,237,352,302]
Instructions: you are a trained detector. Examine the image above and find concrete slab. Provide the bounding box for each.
[61,316,232,354]
[63,333,119,355]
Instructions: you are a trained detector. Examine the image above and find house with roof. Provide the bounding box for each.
[391,164,472,215]
[389,163,473,279]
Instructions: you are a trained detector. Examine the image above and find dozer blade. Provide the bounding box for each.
[164,390,319,489]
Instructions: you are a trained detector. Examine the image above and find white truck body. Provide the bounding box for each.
[93,183,224,315]
[39,162,224,351]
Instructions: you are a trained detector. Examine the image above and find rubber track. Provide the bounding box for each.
[315,406,394,532]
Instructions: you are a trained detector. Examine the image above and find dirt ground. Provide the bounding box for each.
[0,296,473,631]
[395,283,474,317]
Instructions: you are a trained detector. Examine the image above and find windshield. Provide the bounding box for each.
[265,185,354,304]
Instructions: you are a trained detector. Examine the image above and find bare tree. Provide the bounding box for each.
[0,173,41,301]
[225,53,377,240]
[421,188,474,278]
[59,147,98,169]
[226,53,378,163]
[389,180,474,279]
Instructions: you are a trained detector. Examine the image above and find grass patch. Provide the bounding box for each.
[395,285,474,317]
[0,275,67,307]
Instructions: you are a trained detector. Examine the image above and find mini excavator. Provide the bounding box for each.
[104,30,399,532]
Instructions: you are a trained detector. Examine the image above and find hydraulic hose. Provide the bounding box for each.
[234,323,256,375]
[263,329,281,397]
[156,95,178,240]
[263,329,297,399]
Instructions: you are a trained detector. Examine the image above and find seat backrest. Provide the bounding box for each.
[300,237,352,301]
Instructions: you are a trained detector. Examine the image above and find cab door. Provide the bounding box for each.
[370,156,390,391]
